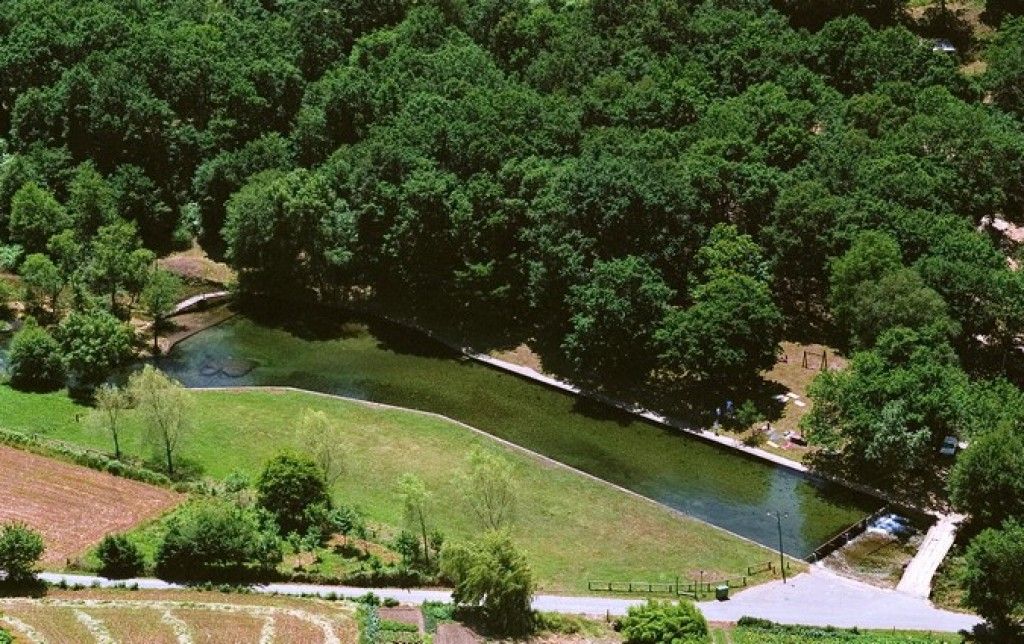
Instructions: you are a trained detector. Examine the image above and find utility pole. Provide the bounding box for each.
[769,511,788,584]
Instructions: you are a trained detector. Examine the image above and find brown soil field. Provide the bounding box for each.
[0,445,183,564]
[0,591,358,643]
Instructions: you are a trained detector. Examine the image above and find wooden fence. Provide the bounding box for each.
[587,576,748,597]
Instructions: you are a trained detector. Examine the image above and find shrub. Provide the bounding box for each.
[155,501,282,580]
[7,317,65,391]
[619,600,709,644]
[0,627,12,644]
[96,534,145,579]
[257,453,331,535]
[0,522,45,583]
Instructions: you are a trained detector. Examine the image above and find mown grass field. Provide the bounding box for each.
[0,384,789,593]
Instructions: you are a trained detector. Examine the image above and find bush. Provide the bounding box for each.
[96,534,145,579]
[0,627,12,644]
[7,317,65,391]
[155,501,282,581]
[0,522,45,583]
[257,453,331,536]
[619,600,709,644]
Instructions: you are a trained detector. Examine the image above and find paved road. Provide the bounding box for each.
[39,568,979,632]
[896,513,964,598]
[698,565,980,633]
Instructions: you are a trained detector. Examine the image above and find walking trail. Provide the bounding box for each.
[896,513,964,599]
[38,569,980,633]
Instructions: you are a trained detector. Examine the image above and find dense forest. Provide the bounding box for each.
[4,0,1024,550]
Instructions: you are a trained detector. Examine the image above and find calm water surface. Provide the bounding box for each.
[157,310,880,557]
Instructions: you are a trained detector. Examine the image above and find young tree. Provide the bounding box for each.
[128,365,193,478]
[619,599,709,644]
[141,268,182,353]
[0,521,45,583]
[46,229,83,289]
[7,317,64,391]
[256,453,331,535]
[297,409,345,486]
[458,448,518,531]
[398,473,433,568]
[124,247,157,306]
[8,182,69,254]
[90,384,132,460]
[440,531,535,635]
[87,220,142,311]
[19,253,63,314]
[962,520,1024,634]
[57,309,134,390]
[695,223,770,283]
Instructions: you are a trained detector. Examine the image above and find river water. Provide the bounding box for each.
[153,308,880,558]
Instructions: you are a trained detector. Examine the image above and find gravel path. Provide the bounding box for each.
[39,569,980,632]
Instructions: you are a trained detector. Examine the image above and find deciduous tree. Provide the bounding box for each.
[90,384,132,460]
[128,365,193,478]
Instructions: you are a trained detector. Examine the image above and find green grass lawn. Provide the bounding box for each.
[0,385,790,593]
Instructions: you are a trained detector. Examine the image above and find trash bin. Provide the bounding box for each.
[715,585,729,601]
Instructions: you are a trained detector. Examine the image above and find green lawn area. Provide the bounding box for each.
[0,384,789,593]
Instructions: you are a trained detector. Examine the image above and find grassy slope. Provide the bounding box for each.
[0,385,784,593]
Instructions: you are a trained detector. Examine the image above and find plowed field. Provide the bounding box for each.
[0,445,183,564]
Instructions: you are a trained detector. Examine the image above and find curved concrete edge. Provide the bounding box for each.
[184,295,907,513]
[354,307,913,514]
[196,385,787,563]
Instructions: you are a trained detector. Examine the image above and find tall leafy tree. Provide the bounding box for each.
[57,308,134,390]
[658,273,783,385]
[8,182,69,253]
[561,256,674,381]
[962,520,1024,635]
